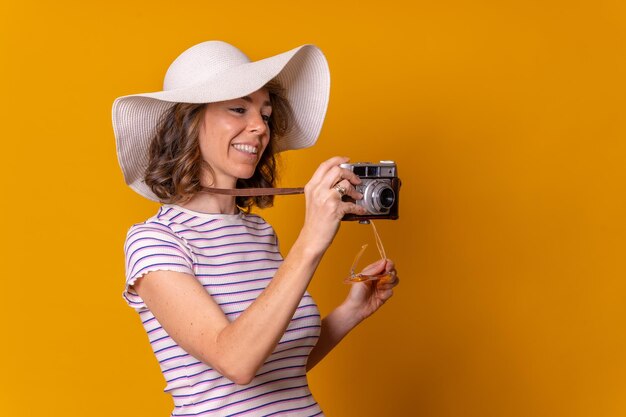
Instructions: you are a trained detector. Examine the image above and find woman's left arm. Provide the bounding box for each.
[306,259,399,371]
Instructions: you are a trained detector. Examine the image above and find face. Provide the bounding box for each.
[198,88,272,187]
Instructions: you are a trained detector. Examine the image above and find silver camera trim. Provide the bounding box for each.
[359,180,396,214]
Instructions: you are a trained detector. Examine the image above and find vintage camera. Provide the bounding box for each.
[340,161,401,221]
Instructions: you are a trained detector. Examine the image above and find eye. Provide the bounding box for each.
[262,114,271,123]
[229,107,246,114]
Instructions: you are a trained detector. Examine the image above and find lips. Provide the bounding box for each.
[232,143,258,155]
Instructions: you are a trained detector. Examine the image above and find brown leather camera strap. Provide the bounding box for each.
[201,187,305,196]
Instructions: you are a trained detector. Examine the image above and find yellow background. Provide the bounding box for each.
[1,0,625,416]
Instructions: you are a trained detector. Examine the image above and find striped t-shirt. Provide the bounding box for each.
[124,204,323,416]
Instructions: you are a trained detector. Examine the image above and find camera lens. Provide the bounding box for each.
[362,180,395,214]
[379,188,395,209]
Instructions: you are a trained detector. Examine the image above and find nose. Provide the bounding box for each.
[247,112,268,136]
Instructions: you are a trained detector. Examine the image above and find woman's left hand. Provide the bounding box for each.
[343,259,399,322]
[305,258,399,370]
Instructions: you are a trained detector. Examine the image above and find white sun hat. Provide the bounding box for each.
[112,40,330,201]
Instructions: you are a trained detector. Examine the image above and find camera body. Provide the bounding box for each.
[340,161,401,221]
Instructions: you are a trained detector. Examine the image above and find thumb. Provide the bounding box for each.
[360,258,386,275]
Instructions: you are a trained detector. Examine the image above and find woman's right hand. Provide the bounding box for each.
[299,156,368,255]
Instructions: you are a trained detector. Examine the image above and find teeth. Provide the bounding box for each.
[232,144,258,154]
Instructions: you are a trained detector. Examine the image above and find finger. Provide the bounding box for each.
[380,289,394,302]
[323,166,362,190]
[309,156,350,186]
[340,201,368,218]
[383,259,395,272]
[359,258,386,275]
[383,271,399,284]
[378,276,400,289]
[333,179,362,200]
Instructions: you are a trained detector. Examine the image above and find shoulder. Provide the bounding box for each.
[241,212,271,227]
[124,209,195,281]
[239,213,278,236]
[124,207,191,255]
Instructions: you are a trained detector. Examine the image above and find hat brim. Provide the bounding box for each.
[112,44,330,202]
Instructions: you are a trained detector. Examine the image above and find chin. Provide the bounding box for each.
[233,168,258,181]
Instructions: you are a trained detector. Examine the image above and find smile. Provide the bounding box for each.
[232,143,258,155]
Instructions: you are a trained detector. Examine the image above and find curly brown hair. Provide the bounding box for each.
[144,80,293,210]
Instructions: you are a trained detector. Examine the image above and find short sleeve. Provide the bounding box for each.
[123,222,194,310]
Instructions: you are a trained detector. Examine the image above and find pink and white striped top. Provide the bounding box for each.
[124,204,323,416]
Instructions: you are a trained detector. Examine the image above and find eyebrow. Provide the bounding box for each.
[241,96,272,107]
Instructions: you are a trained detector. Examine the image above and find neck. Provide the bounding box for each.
[179,172,240,214]
[179,192,238,215]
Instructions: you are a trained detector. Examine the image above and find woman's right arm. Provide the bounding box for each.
[133,156,366,385]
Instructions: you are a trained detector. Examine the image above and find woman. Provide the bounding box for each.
[113,40,399,416]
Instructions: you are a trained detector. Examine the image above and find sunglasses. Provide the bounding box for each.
[345,220,392,284]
